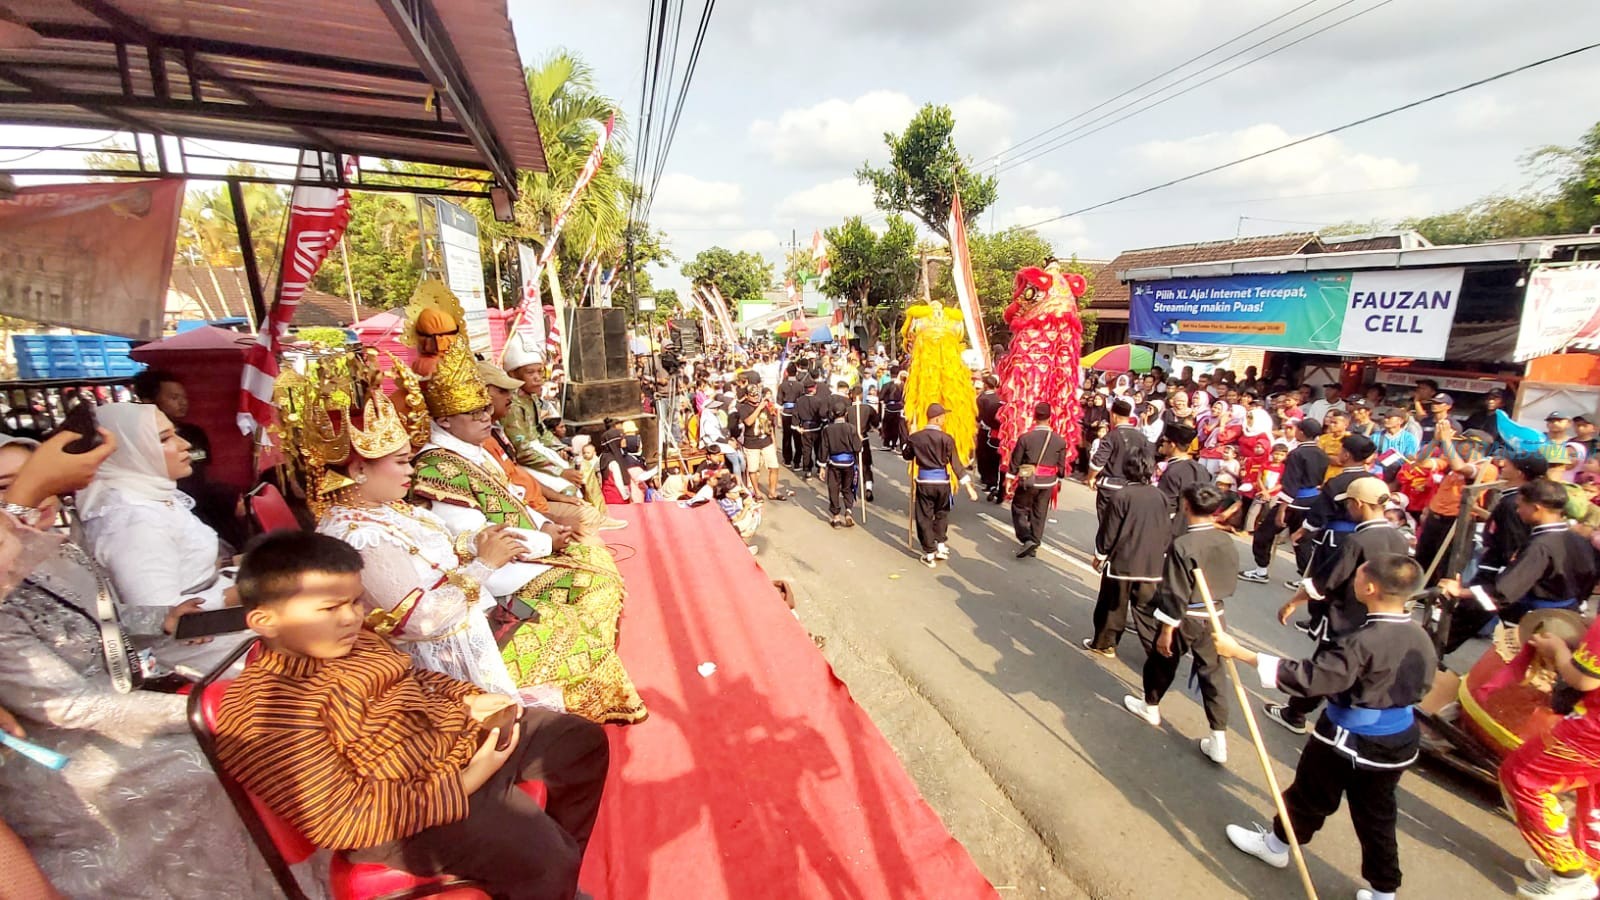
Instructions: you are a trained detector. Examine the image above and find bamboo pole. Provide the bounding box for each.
[1194,568,1319,900]
[855,400,868,525]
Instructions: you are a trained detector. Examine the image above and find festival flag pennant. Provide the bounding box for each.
[238,150,356,437]
[946,189,990,370]
[785,278,797,301]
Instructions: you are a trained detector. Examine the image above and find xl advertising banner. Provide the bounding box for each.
[0,179,184,339]
[1513,263,1600,361]
[1130,267,1464,359]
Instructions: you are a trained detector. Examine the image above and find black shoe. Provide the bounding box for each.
[1016,540,1040,559]
[865,490,874,503]
[1264,703,1309,735]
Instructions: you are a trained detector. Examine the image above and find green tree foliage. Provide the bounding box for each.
[856,104,998,240]
[311,192,423,309]
[1403,122,1600,244]
[820,215,918,309]
[294,326,350,348]
[682,247,775,302]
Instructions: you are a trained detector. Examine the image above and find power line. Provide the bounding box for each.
[646,0,716,215]
[1015,43,1600,230]
[996,0,1394,175]
[976,0,1324,168]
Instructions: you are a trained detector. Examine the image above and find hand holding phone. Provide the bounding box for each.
[55,404,104,455]
[475,704,521,751]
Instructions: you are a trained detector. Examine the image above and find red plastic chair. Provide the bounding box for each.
[246,482,302,534]
[188,637,547,900]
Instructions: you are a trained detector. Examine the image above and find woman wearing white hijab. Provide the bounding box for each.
[79,404,240,674]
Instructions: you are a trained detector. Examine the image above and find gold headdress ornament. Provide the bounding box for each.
[403,279,468,358]
[418,334,490,419]
[274,350,432,515]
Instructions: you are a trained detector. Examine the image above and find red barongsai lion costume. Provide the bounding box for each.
[996,264,1087,492]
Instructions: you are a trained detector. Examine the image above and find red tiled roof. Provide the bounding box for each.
[1087,232,1324,310]
[167,266,382,328]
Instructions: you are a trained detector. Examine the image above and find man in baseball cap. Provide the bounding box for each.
[1264,474,1411,736]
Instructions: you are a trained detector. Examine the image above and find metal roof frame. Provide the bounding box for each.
[1119,234,1600,282]
[0,0,546,193]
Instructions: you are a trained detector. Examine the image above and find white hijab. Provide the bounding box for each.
[78,403,185,516]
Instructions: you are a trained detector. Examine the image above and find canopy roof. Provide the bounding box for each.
[0,0,545,191]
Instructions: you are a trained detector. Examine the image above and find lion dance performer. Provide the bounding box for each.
[996,263,1087,498]
[899,301,978,467]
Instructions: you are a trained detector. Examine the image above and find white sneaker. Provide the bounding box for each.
[1226,823,1289,869]
[1239,567,1269,583]
[921,553,937,569]
[1200,733,1227,764]
[935,543,950,560]
[1122,695,1160,726]
[1356,888,1397,900]
[1527,859,1554,881]
[1519,874,1600,899]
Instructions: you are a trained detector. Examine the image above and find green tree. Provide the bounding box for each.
[682,247,775,302]
[312,191,423,309]
[1403,121,1600,244]
[856,104,998,241]
[820,215,918,344]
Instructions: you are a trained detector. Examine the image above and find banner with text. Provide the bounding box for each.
[1514,263,1600,361]
[0,179,184,339]
[1130,267,1463,359]
[435,199,490,351]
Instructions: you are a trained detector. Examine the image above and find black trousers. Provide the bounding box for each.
[1134,607,1229,730]
[976,429,1001,490]
[913,482,952,553]
[1273,734,1406,894]
[1094,482,1122,525]
[1251,503,1309,570]
[882,410,903,448]
[859,442,874,489]
[1089,577,1156,651]
[798,429,820,475]
[825,462,858,516]
[781,414,798,467]
[1415,511,1455,586]
[346,709,610,900]
[1011,484,1052,544]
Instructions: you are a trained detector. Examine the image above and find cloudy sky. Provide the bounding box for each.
[512,0,1600,295]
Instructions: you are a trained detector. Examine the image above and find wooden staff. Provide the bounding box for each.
[855,399,868,524]
[1194,568,1319,900]
[906,460,919,551]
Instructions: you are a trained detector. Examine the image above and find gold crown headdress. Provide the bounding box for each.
[274,350,432,516]
[402,279,468,352]
[418,334,490,419]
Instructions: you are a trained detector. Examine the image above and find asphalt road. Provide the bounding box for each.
[751,447,1529,900]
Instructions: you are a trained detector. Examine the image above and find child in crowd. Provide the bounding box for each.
[577,442,607,512]
[215,532,611,899]
[712,471,762,549]
[1216,553,1435,900]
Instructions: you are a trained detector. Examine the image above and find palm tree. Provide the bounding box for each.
[513,50,635,301]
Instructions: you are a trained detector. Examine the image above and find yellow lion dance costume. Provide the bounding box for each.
[900,301,978,465]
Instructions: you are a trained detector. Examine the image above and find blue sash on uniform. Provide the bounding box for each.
[1324,704,1414,736]
[915,469,950,484]
[828,452,857,467]
[782,401,796,411]
[1330,520,1359,534]
[1293,486,1321,500]
[1524,596,1580,610]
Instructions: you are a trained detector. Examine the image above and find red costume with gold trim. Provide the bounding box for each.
[996,264,1086,495]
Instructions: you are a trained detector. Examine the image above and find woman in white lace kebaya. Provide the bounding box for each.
[312,390,530,698]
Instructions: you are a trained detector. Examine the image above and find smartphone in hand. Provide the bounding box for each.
[54,403,104,455]
[475,704,521,751]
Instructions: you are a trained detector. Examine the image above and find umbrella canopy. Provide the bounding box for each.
[1080,343,1155,373]
[808,325,834,344]
[774,320,795,335]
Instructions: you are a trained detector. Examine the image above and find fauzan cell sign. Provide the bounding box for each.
[1130,267,1464,359]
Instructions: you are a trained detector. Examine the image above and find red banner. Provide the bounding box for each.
[238,152,355,435]
[0,179,184,339]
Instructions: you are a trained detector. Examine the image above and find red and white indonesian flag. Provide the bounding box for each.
[810,229,831,281]
[514,243,547,350]
[238,151,355,436]
[947,190,989,370]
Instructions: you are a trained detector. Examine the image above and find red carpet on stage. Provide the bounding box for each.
[581,502,997,900]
